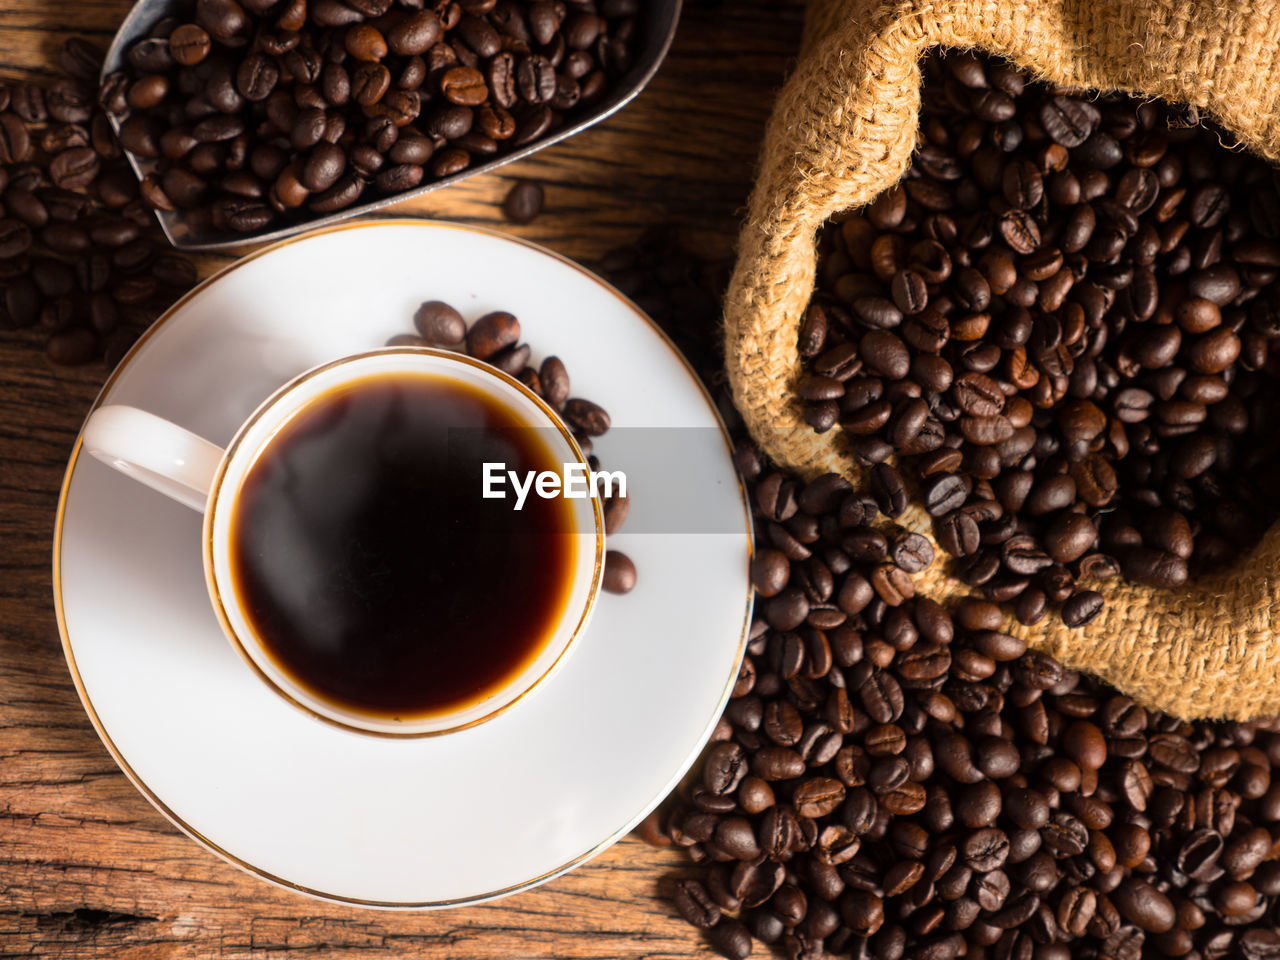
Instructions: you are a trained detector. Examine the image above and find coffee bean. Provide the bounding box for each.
[236,52,279,101]
[860,329,910,379]
[388,11,442,56]
[602,550,636,594]
[869,463,907,516]
[1187,327,1241,374]
[46,326,97,365]
[503,179,544,224]
[999,209,1041,253]
[374,164,423,194]
[751,550,790,597]
[0,113,31,164]
[1040,95,1098,147]
[307,173,364,213]
[169,24,211,65]
[11,83,46,123]
[1120,547,1188,588]
[345,25,388,62]
[1045,513,1096,563]
[440,65,488,106]
[0,219,33,259]
[299,142,345,193]
[1111,880,1175,933]
[707,919,752,960]
[674,879,721,929]
[562,398,610,438]
[49,147,100,190]
[1061,590,1104,627]
[58,38,103,81]
[458,311,517,361]
[539,356,570,409]
[196,0,251,45]
[409,299,463,346]
[891,532,933,573]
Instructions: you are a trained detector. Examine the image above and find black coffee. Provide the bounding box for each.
[228,371,578,721]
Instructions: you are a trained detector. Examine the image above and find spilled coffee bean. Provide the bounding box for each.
[503,179,545,224]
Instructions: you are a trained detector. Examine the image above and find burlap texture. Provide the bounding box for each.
[724,0,1280,720]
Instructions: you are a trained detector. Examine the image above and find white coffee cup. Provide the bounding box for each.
[82,347,604,736]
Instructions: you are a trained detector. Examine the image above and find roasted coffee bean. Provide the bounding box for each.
[301,142,345,193]
[0,113,31,164]
[58,37,103,81]
[708,919,753,960]
[673,879,721,929]
[387,11,443,56]
[236,52,278,101]
[440,66,488,106]
[1041,95,1098,147]
[1110,880,1175,933]
[169,24,212,66]
[602,550,636,594]
[374,164,423,194]
[387,295,447,345]
[503,179,544,224]
[540,356,570,408]
[1061,590,1104,627]
[45,327,97,365]
[49,147,100,190]
[0,219,33,258]
[462,310,519,360]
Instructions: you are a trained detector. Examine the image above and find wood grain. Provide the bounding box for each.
[0,0,802,955]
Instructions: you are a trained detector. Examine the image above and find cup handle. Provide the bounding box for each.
[81,405,226,513]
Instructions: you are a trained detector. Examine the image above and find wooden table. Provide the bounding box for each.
[0,0,803,955]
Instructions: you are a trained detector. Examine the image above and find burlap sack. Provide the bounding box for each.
[724,0,1280,720]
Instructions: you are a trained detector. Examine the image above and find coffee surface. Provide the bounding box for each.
[229,371,577,720]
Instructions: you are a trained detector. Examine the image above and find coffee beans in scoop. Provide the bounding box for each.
[796,51,1280,626]
[387,298,635,592]
[104,0,643,235]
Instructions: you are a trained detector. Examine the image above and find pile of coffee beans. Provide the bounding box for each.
[105,0,643,235]
[603,228,1280,960]
[656,456,1280,960]
[796,51,1280,626]
[387,298,635,592]
[0,40,198,365]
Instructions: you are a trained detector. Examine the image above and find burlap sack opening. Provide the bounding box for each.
[723,0,1280,720]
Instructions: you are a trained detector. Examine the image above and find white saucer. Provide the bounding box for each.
[53,220,753,907]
